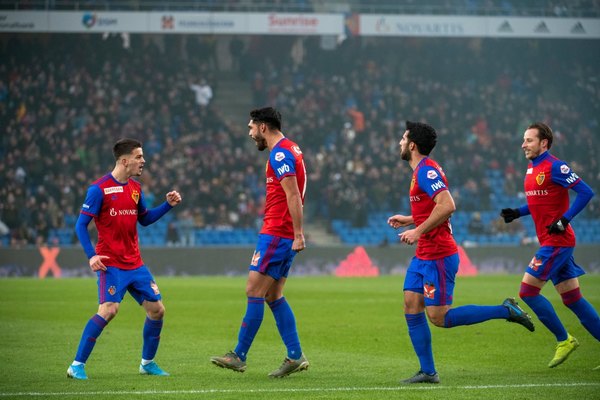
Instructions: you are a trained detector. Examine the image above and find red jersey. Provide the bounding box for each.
[410,157,457,259]
[260,137,306,239]
[80,174,149,270]
[524,151,579,247]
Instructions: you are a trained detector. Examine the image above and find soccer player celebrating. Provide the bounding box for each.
[67,138,181,380]
[211,107,309,378]
[501,122,599,368]
[388,121,534,384]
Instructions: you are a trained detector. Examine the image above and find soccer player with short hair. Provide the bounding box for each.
[211,107,309,378]
[388,121,534,384]
[67,138,182,380]
[501,122,599,368]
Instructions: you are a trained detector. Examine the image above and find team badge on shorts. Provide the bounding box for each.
[251,251,261,267]
[108,286,116,296]
[529,256,543,271]
[150,281,160,295]
[424,282,436,299]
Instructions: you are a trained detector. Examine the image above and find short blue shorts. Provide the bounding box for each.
[249,234,296,281]
[526,246,585,285]
[403,253,459,307]
[97,265,162,305]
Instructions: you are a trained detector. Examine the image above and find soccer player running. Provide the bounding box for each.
[501,122,599,368]
[388,121,534,384]
[211,107,309,378]
[67,138,182,380]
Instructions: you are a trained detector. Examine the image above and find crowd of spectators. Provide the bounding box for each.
[245,35,600,228]
[1,33,599,247]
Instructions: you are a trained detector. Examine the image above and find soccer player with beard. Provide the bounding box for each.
[67,138,182,380]
[211,107,309,378]
[388,121,534,384]
[501,122,598,368]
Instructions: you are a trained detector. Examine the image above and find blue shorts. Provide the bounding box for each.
[403,253,459,307]
[97,265,162,305]
[526,246,585,285]
[249,234,296,281]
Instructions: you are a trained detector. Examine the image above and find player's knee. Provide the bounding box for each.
[425,310,446,327]
[246,284,268,298]
[430,315,445,327]
[99,303,119,321]
[148,303,165,320]
[264,292,280,303]
[519,282,541,299]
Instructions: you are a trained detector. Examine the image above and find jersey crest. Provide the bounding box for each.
[131,190,140,204]
[535,171,545,186]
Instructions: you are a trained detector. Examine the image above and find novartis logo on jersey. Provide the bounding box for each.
[410,195,421,202]
[525,190,548,196]
[109,208,138,216]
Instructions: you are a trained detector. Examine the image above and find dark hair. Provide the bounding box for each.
[250,107,282,131]
[406,120,437,155]
[113,138,142,160]
[528,122,553,149]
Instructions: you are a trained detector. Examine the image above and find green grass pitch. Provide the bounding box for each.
[1,275,599,399]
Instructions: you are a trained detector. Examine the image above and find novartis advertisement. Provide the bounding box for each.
[359,14,600,39]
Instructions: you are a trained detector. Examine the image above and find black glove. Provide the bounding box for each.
[500,208,520,223]
[547,216,570,235]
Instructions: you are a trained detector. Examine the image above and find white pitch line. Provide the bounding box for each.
[1,382,599,397]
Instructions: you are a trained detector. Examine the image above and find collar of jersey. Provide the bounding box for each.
[415,156,429,170]
[109,173,129,185]
[531,151,550,167]
[273,136,287,149]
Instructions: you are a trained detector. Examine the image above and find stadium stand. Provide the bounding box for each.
[1,30,599,247]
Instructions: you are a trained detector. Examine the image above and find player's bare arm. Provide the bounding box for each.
[400,190,455,245]
[388,214,414,229]
[280,176,305,252]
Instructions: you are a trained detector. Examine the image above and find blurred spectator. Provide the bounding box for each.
[176,209,195,246]
[229,36,245,73]
[189,78,213,108]
[166,221,180,247]
[491,216,525,236]
[468,212,486,235]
